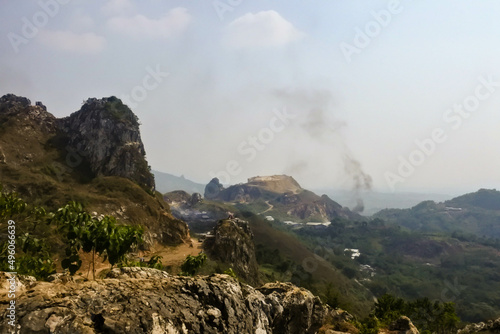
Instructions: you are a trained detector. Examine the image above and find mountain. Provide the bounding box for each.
[204,175,361,222]
[0,94,190,246]
[316,189,453,216]
[153,170,205,194]
[374,188,500,238]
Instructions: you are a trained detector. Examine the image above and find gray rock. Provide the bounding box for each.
[203,218,261,285]
[0,268,342,334]
[60,97,155,192]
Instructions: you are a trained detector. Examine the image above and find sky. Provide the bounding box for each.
[1,0,500,195]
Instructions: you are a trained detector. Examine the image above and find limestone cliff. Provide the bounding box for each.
[0,268,354,334]
[0,94,189,246]
[203,218,261,285]
[60,96,155,192]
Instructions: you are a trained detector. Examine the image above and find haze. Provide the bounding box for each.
[1,0,500,195]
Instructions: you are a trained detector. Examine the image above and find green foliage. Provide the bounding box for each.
[180,253,207,276]
[104,96,139,126]
[359,294,460,334]
[0,233,56,280]
[49,201,144,278]
[120,255,163,270]
[0,186,27,218]
[223,267,237,279]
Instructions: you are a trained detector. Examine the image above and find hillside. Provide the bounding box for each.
[204,175,361,223]
[0,94,190,246]
[374,189,500,239]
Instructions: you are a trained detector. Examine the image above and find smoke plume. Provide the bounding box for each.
[274,88,372,212]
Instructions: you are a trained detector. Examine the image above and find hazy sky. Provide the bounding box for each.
[1,0,500,194]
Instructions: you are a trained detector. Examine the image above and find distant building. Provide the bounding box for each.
[344,248,361,259]
[445,207,462,211]
[283,221,299,226]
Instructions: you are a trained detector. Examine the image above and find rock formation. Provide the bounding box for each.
[389,316,420,334]
[204,177,224,199]
[0,94,189,245]
[0,268,350,334]
[60,96,155,192]
[458,318,500,334]
[203,218,261,285]
[204,175,361,222]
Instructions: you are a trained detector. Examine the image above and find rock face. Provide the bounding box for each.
[458,318,500,334]
[0,94,189,246]
[204,177,224,199]
[0,268,343,334]
[60,97,155,191]
[389,316,420,334]
[203,218,261,285]
[203,175,361,222]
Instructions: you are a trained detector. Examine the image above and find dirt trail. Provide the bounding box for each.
[148,238,203,268]
[258,201,274,215]
[76,238,203,279]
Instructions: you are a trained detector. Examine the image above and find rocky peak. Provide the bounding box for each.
[205,177,224,199]
[0,94,57,133]
[60,96,155,191]
[203,218,261,285]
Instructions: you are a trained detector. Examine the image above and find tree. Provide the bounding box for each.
[49,201,143,279]
[180,253,207,276]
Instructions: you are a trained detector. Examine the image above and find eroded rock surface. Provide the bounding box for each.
[0,268,343,334]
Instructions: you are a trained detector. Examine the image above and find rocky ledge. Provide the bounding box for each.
[0,268,354,334]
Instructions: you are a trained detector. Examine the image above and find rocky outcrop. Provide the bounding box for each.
[0,94,189,246]
[0,94,58,135]
[60,96,155,191]
[0,268,348,334]
[458,318,500,334]
[203,175,361,222]
[389,316,419,334]
[203,218,261,285]
[204,177,224,199]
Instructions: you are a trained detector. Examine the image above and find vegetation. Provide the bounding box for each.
[103,96,139,126]
[0,186,145,280]
[48,201,144,279]
[180,253,207,276]
[357,294,460,334]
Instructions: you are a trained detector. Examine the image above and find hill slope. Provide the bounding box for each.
[0,94,189,246]
[204,175,361,223]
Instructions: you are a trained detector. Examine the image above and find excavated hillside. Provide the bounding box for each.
[0,94,189,246]
[204,176,361,222]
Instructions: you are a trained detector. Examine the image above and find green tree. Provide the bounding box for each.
[49,201,143,279]
[180,253,207,276]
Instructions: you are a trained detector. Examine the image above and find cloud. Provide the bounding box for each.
[39,30,106,54]
[107,7,191,39]
[225,10,305,48]
[102,0,135,16]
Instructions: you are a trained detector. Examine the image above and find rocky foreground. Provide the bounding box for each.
[0,268,354,334]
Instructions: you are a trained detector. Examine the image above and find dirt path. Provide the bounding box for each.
[147,238,203,268]
[259,201,274,215]
[76,239,203,279]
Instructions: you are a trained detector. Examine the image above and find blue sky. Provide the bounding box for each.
[1,0,500,194]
